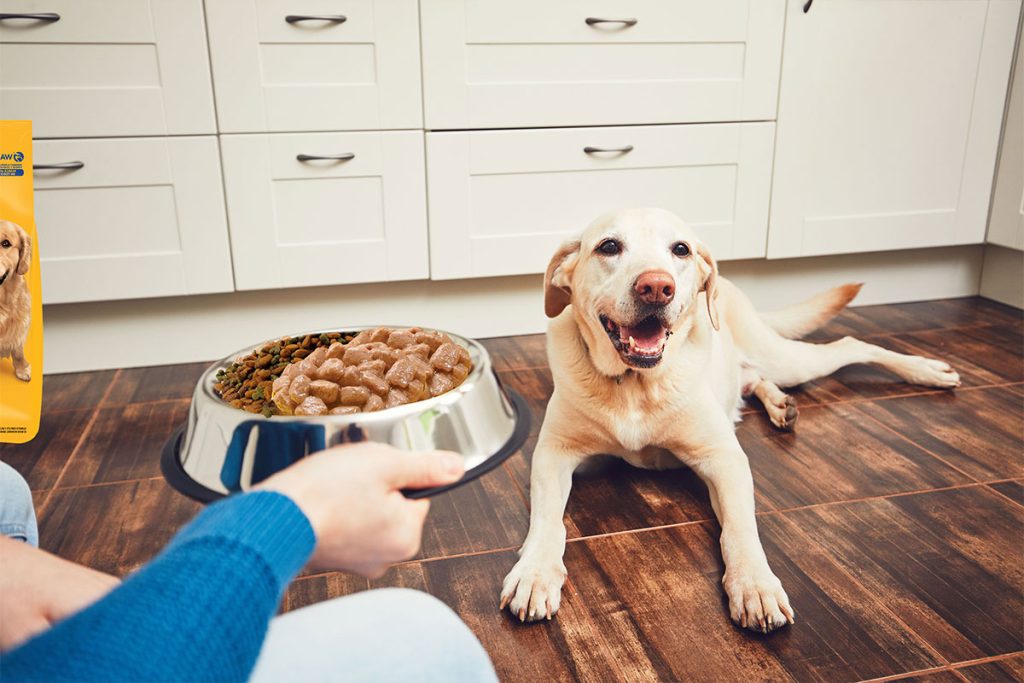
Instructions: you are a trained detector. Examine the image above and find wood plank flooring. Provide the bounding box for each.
[3,296,1022,682]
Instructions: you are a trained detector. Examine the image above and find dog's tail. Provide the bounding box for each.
[760,283,863,339]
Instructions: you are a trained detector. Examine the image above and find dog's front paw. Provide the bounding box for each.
[500,555,566,622]
[14,363,30,382]
[723,568,794,634]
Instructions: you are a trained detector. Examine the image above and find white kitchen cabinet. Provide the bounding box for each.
[220,131,429,290]
[768,0,1021,259]
[34,137,233,303]
[426,123,775,280]
[988,33,1024,251]
[0,0,215,138]
[205,0,422,133]
[420,0,784,130]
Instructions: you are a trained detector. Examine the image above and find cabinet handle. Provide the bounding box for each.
[0,12,60,22]
[803,0,813,12]
[285,14,347,24]
[585,17,637,27]
[584,145,634,155]
[296,153,355,162]
[33,161,84,171]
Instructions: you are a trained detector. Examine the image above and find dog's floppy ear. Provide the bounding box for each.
[15,223,32,276]
[544,240,580,318]
[696,242,719,331]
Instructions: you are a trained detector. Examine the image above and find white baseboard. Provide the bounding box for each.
[980,244,1024,309]
[42,245,986,374]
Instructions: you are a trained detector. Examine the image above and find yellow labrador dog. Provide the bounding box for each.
[0,220,33,382]
[500,208,959,633]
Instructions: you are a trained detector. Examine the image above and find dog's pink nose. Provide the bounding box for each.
[634,270,675,305]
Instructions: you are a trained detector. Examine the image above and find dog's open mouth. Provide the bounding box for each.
[599,314,671,368]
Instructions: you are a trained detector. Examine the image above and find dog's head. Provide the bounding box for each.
[0,220,32,287]
[545,208,718,374]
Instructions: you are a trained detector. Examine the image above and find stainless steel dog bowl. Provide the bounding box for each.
[161,327,529,501]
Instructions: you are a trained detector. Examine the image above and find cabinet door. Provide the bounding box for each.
[768,0,1021,258]
[221,131,429,290]
[0,0,215,137]
[421,0,784,130]
[205,0,422,132]
[34,137,233,304]
[426,123,775,280]
[988,34,1024,251]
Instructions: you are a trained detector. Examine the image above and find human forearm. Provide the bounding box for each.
[1,492,314,683]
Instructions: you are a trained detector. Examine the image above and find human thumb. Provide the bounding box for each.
[387,450,465,490]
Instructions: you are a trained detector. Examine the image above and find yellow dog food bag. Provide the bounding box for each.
[0,120,42,443]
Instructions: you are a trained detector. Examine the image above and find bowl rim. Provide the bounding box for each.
[200,325,493,424]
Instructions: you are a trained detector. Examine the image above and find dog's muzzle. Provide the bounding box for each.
[0,270,8,286]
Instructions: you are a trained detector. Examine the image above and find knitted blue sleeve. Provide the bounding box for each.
[1,491,315,683]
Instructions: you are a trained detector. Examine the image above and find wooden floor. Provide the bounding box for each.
[4,297,1022,682]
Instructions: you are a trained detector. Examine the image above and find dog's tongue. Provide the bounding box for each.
[619,317,665,353]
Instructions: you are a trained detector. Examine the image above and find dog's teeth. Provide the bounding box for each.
[628,336,636,351]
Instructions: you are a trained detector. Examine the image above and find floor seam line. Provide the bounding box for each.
[42,368,124,512]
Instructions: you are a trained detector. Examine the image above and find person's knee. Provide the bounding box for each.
[0,461,38,546]
[360,588,496,680]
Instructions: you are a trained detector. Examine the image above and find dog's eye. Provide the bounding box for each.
[0,240,10,248]
[672,242,690,257]
[597,239,622,256]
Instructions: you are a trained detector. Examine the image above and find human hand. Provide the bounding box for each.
[0,537,120,651]
[254,443,464,577]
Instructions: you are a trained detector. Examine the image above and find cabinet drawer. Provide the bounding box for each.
[34,137,233,304]
[421,0,784,130]
[0,0,215,137]
[206,0,422,132]
[426,123,774,280]
[221,131,429,290]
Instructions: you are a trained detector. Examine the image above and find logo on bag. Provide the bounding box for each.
[0,151,25,176]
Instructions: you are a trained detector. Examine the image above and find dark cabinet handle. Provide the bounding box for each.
[0,12,60,22]
[285,14,347,24]
[803,0,813,12]
[297,153,355,162]
[584,146,634,155]
[585,17,637,27]
[33,161,84,170]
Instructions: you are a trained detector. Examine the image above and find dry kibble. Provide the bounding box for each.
[364,394,385,412]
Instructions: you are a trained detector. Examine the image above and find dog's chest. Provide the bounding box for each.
[601,380,674,452]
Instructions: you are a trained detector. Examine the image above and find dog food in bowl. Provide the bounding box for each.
[272,327,473,416]
[213,332,356,417]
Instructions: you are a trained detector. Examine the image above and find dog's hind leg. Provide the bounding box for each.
[752,335,960,390]
[724,280,959,390]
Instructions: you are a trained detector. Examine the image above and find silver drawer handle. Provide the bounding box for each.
[584,146,634,155]
[0,12,60,22]
[297,153,355,162]
[585,17,637,27]
[285,14,347,24]
[33,161,84,170]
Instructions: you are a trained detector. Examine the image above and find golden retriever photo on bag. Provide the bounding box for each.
[500,208,961,633]
[0,219,33,382]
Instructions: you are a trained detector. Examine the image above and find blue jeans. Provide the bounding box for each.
[0,460,38,546]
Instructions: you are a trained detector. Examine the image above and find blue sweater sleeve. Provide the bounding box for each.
[1,491,315,683]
